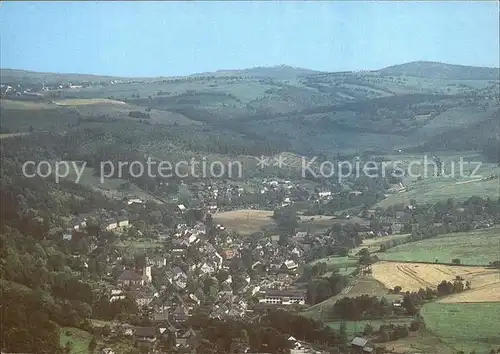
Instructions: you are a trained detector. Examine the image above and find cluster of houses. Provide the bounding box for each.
[96,324,201,352]
[165,178,349,215]
[55,182,441,352]
[0,77,153,100]
[72,208,324,350]
[61,210,130,241]
[115,219,309,309]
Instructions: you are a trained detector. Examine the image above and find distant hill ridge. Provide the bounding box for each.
[379,61,499,80]
[191,64,323,79]
[2,61,498,83]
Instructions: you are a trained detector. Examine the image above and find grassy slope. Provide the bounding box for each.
[349,234,411,256]
[302,276,403,320]
[60,327,92,354]
[377,174,499,208]
[326,317,415,336]
[3,65,498,156]
[308,256,359,269]
[377,228,500,266]
[421,302,500,353]
[408,105,499,142]
[379,61,499,81]
[385,329,458,354]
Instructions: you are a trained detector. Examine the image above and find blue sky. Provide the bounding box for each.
[1,1,498,77]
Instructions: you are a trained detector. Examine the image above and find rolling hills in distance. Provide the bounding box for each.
[1,61,500,354]
[1,60,499,160]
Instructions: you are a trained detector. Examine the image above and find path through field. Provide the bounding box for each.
[395,264,434,288]
[303,278,358,314]
[339,279,355,296]
[54,98,128,106]
[302,275,404,319]
[454,178,483,185]
[0,132,31,139]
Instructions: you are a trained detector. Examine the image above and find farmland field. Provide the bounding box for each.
[372,261,500,294]
[64,101,200,125]
[439,281,500,303]
[0,98,55,109]
[421,302,500,353]
[0,132,32,139]
[377,228,500,265]
[351,233,411,255]
[377,178,499,208]
[214,209,276,235]
[375,152,500,208]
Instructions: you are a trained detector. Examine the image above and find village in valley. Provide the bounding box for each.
[2,70,499,352]
[54,177,389,352]
[48,169,500,354]
[2,7,500,351]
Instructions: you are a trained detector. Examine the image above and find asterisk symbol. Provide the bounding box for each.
[273,154,287,168]
[255,155,269,169]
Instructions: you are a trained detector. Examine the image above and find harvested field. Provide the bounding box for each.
[372,261,500,293]
[66,101,199,125]
[439,281,500,303]
[214,209,275,235]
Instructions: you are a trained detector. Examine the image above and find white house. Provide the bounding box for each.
[282,260,298,272]
[188,234,199,244]
[318,191,332,198]
[105,220,118,231]
[117,217,129,228]
[127,198,144,205]
[110,289,126,302]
